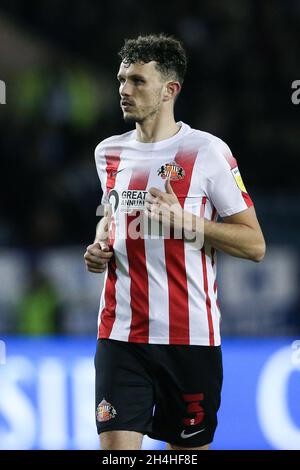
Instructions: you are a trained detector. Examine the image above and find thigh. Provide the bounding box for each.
[95,339,154,436]
[148,345,223,448]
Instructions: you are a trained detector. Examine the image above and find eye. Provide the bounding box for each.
[118,77,125,84]
[133,78,144,85]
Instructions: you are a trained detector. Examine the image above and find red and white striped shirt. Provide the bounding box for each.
[95,122,252,346]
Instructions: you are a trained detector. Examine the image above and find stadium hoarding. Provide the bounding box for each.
[0,337,299,450]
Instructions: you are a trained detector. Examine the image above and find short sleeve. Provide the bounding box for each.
[94,144,108,205]
[205,139,253,217]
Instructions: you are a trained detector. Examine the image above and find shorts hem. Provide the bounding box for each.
[166,439,213,448]
[147,431,213,448]
[97,426,149,436]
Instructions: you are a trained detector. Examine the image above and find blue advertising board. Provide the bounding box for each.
[0,337,299,449]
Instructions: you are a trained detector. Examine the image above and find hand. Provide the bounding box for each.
[144,178,184,231]
[84,241,113,273]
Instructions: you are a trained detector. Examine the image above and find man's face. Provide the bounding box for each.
[117,61,165,123]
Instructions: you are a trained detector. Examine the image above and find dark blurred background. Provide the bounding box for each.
[0,0,299,336]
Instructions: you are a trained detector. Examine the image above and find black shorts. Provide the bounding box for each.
[94,339,223,448]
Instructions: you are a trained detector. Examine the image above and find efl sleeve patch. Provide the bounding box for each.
[231,167,247,193]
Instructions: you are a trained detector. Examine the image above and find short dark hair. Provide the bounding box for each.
[118,34,187,85]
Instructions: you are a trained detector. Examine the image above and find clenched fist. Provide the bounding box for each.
[84,241,113,273]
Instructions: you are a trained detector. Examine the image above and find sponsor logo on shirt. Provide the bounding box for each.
[96,398,117,423]
[108,189,148,213]
[157,161,185,181]
[121,190,148,210]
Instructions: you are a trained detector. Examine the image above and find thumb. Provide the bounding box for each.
[99,240,110,252]
[165,177,175,195]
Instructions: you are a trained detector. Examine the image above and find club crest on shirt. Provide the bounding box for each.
[96,398,117,422]
[157,161,185,181]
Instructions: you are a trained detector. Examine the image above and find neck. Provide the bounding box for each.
[135,112,180,143]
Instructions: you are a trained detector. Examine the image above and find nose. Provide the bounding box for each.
[120,80,132,97]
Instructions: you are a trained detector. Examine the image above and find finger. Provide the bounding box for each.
[85,262,107,273]
[86,263,107,271]
[148,187,163,198]
[149,204,164,219]
[84,253,110,265]
[87,260,106,268]
[145,207,161,222]
[86,244,103,256]
[84,252,112,265]
[165,177,176,195]
[86,246,113,259]
[146,202,158,213]
[93,241,109,253]
[145,193,159,204]
[99,241,110,252]
[147,202,167,215]
[145,200,158,212]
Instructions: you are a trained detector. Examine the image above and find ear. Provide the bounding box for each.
[162,81,181,102]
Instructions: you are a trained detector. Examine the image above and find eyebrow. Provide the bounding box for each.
[117,73,146,81]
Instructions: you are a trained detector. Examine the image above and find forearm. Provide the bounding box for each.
[145,181,265,262]
[187,213,265,262]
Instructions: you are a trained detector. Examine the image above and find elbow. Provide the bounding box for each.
[251,240,266,263]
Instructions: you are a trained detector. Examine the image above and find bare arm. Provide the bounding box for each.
[201,206,266,262]
[145,180,266,263]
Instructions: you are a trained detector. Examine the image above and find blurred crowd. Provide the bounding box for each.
[0,0,299,247]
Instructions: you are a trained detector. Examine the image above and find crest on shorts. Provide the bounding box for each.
[157,161,185,181]
[96,398,117,422]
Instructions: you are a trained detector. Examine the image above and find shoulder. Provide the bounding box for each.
[188,126,227,151]
[94,129,135,159]
[185,126,237,179]
[189,127,233,165]
[183,125,228,156]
